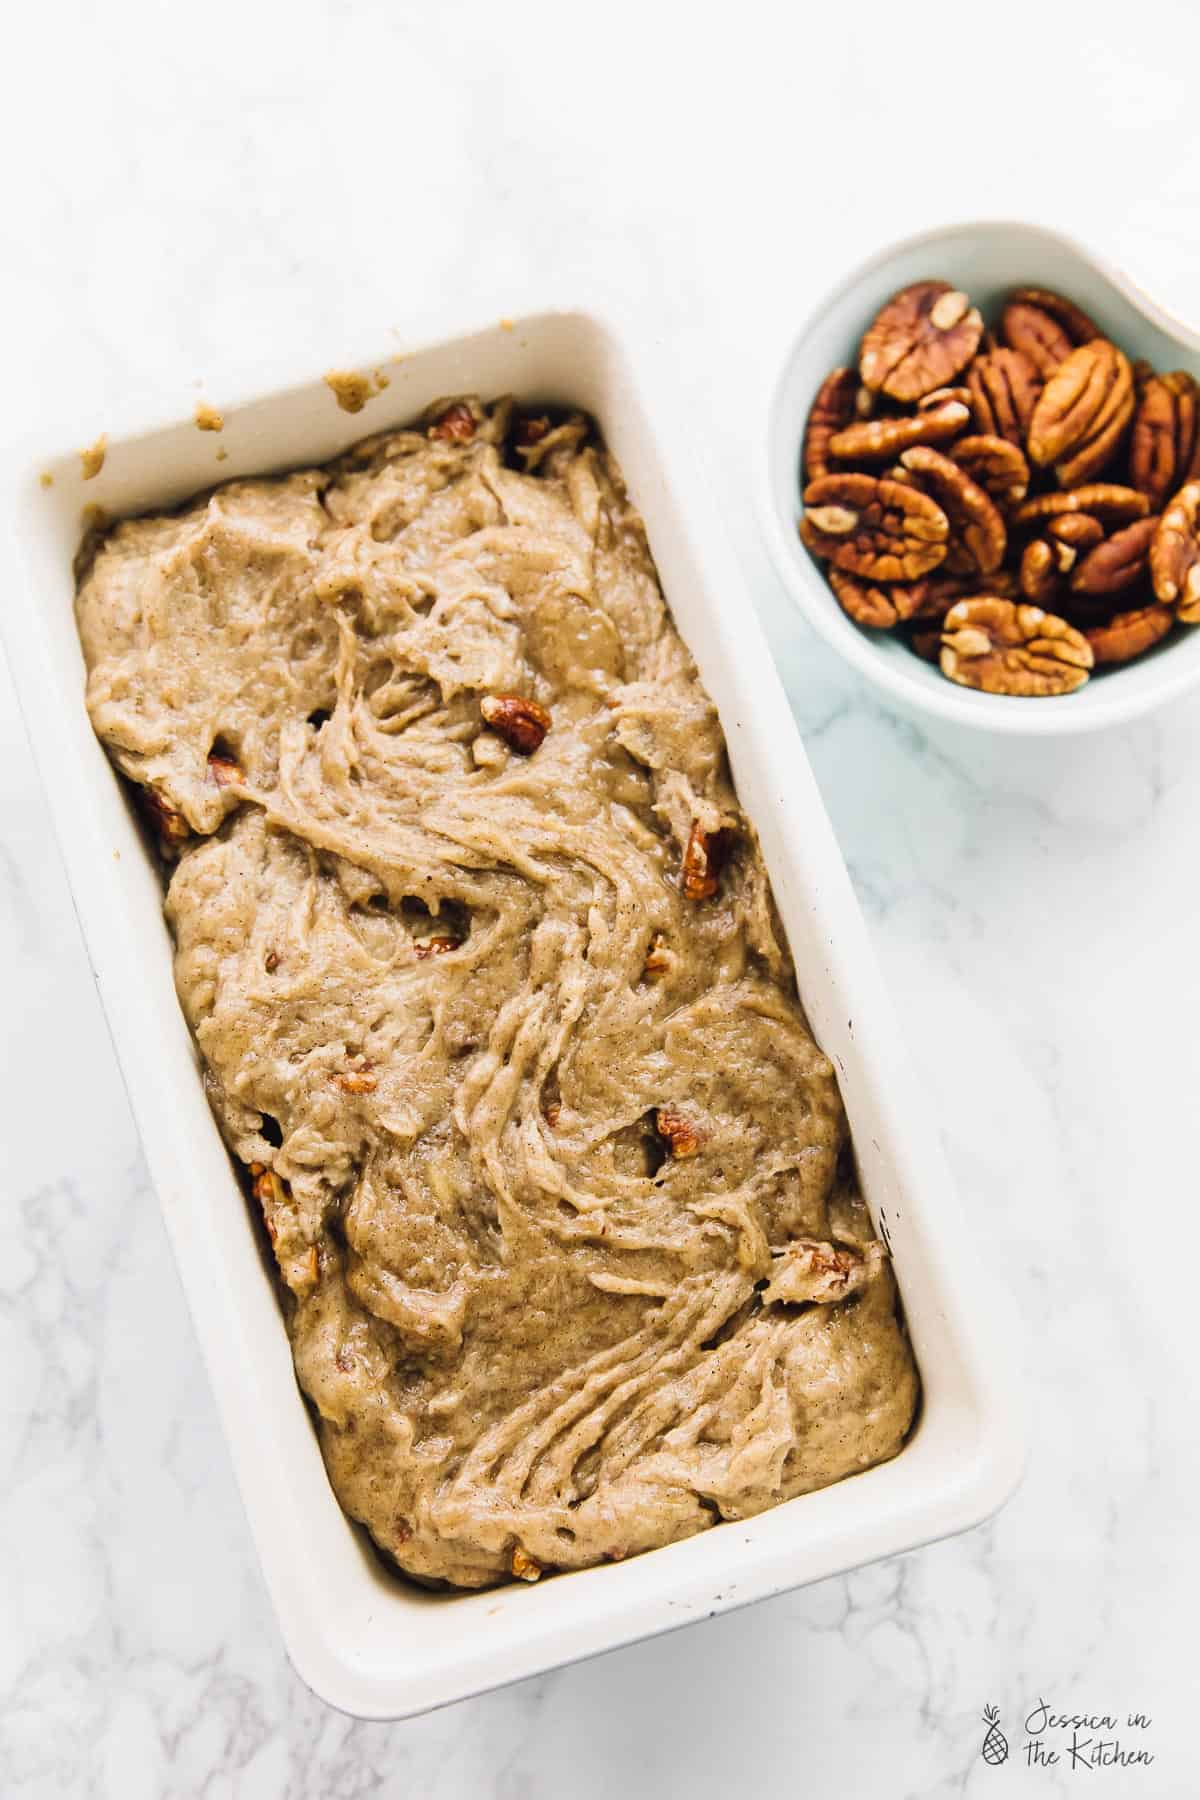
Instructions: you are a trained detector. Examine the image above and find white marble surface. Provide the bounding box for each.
[3,2,1200,1793]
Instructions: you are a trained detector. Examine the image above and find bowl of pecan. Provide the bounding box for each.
[761,221,1200,732]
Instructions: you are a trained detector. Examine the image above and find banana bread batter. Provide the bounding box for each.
[76,396,918,1587]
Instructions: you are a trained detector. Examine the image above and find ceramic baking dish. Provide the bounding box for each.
[1,306,1022,1719]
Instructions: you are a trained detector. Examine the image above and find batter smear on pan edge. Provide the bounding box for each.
[75,396,918,1588]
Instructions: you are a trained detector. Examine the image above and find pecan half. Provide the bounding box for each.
[1048,513,1105,557]
[800,473,948,581]
[427,401,477,442]
[680,822,731,900]
[1027,340,1134,486]
[1012,484,1149,530]
[1000,300,1075,378]
[1019,539,1060,606]
[655,1106,704,1158]
[1071,514,1158,597]
[1041,516,1115,622]
[803,368,858,483]
[1085,604,1174,664]
[950,435,1029,509]
[966,349,1042,446]
[859,281,983,402]
[898,446,1006,574]
[1007,286,1101,346]
[828,567,920,628]
[1129,371,1200,509]
[940,598,1093,696]
[1023,514,1108,601]
[1150,483,1200,621]
[480,693,551,754]
[828,397,969,464]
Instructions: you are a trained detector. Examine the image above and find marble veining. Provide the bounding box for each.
[2,1,1199,1792]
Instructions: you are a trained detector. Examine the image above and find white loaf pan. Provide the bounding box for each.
[1,307,1023,1719]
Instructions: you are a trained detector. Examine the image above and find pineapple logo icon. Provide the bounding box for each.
[980,1704,1009,1766]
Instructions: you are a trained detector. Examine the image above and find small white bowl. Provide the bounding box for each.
[760,220,1200,735]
